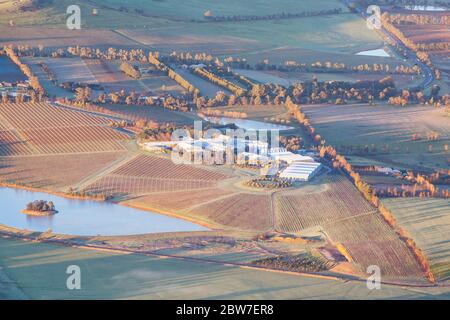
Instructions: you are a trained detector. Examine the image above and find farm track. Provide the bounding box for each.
[72,151,138,192]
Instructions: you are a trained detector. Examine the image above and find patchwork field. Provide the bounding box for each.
[0,103,129,155]
[323,213,426,284]
[0,152,126,190]
[3,237,447,299]
[302,103,450,172]
[382,198,450,282]
[83,154,234,198]
[85,60,186,95]
[99,104,200,125]
[187,193,273,231]
[274,174,376,232]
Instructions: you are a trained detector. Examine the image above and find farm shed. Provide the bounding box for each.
[279,160,322,181]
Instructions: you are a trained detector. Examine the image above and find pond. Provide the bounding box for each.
[0,56,27,82]
[404,5,447,11]
[0,187,207,236]
[203,116,294,131]
[355,48,390,58]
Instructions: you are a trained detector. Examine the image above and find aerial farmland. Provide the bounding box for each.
[0,0,449,303]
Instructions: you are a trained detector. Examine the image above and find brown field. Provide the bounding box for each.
[274,174,375,232]
[399,24,450,46]
[0,102,129,155]
[84,175,218,198]
[323,213,426,283]
[187,192,273,231]
[0,26,137,48]
[82,154,234,198]
[0,152,126,190]
[112,154,231,181]
[125,188,234,212]
[100,104,200,125]
[0,103,109,130]
[0,130,33,156]
[21,126,128,154]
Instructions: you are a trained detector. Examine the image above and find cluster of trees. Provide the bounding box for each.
[119,62,141,79]
[279,135,303,152]
[203,8,343,22]
[25,200,56,213]
[245,177,292,189]
[193,67,247,96]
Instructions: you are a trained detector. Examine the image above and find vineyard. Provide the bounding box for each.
[82,154,233,198]
[0,130,33,156]
[111,155,231,181]
[0,102,129,155]
[83,175,217,198]
[274,174,375,232]
[127,188,234,212]
[21,126,127,154]
[188,193,273,231]
[382,198,450,282]
[323,213,426,283]
[0,153,125,190]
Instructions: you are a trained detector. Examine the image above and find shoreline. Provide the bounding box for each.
[0,182,217,230]
[20,209,58,217]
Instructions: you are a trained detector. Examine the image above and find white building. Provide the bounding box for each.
[269,149,314,164]
[279,160,322,181]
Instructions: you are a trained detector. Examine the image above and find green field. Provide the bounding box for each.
[382,198,450,282]
[1,237,450,299]
[302,103,450,172]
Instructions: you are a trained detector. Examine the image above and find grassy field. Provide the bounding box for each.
[1,237,449,299]
[0,0,346,26]
[382,198,450,282]
[302,103,450,172]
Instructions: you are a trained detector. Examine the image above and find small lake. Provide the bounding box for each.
[0,188,207,236]
[355,48,390,57]
[204,116,294,131]
[404,5,447,11]
[0,56,27,82]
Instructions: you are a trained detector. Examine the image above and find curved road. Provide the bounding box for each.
[340,0,435,89]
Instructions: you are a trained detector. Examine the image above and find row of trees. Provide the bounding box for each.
[3,46,45,94]
[193,67,247,96]
[203,8,343,22]
[387,13,450,25]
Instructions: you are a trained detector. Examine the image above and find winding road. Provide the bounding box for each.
[340,0,435,89]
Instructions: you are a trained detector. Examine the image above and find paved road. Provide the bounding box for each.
[340,0,435,89]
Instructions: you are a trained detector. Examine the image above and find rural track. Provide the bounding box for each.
[339,0,435,89]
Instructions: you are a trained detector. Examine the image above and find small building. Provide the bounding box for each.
[237,152,270,166]
[279,160,322,181]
